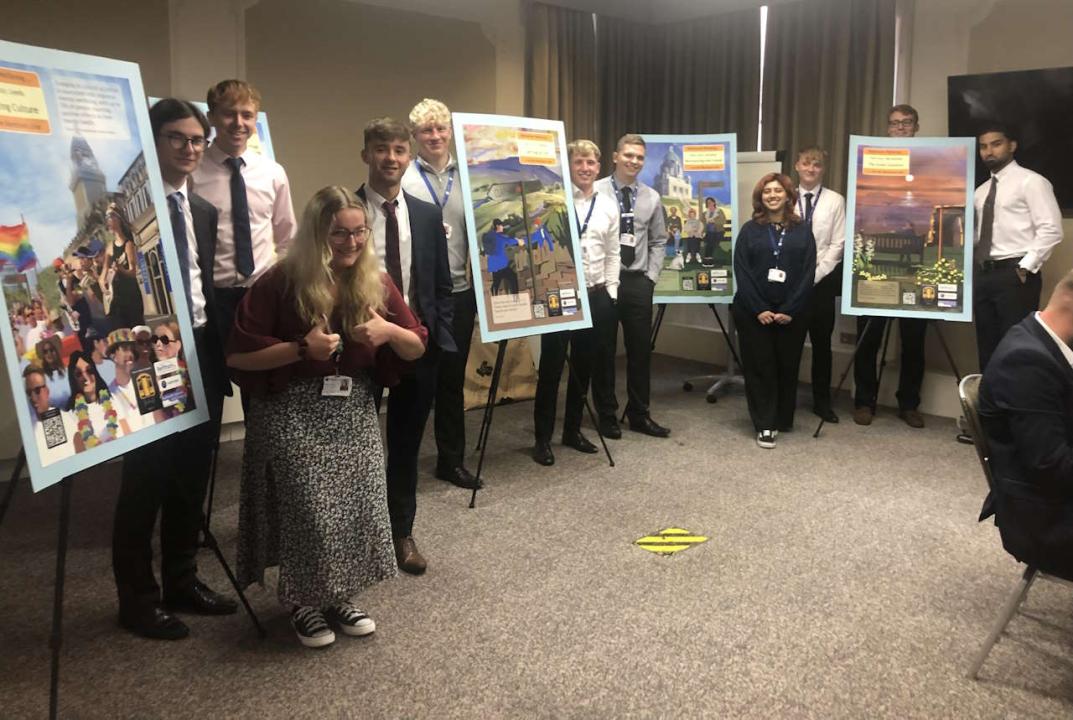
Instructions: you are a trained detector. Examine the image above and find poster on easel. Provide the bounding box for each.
[842,136,975,322]
[641,134,738,303]
[453,113,591,343]
[0,40,209,491]
[148,97,277,160]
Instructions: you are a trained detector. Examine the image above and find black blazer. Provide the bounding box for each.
[979,315,1073,577]
[188,192,232,397]
[357,186,455,353]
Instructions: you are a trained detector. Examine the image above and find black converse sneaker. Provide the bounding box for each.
[291,606,335,648]
[326,601,376,637]
[756,430,776,449]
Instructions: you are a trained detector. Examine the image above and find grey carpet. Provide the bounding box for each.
[1,354,1071,719]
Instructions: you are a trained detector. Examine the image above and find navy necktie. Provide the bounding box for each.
[619,186,636,267]
[167,192,195,318]
[382,200,404,294]
[804,192,814,223]
[977,176,998,265]
[225,156,254,278]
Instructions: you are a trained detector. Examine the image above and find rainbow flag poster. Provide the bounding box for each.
[0,222,36,272]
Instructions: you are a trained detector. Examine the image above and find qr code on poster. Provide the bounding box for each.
[41,410,68,449]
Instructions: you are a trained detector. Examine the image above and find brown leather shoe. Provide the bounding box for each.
[852,406,873,426]
[394,535,427,575]
[898,409,925,428]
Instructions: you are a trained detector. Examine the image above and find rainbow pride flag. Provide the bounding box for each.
[0,222,37,272]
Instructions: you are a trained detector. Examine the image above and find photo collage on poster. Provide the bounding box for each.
[453,113,591,342]
[843,136,976,322]
[641,134,738,304]
[0,41,207,490]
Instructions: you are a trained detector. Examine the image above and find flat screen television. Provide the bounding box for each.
[948,66,1073,216]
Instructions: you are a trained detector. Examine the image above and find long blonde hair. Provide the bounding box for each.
[282,186,384,340]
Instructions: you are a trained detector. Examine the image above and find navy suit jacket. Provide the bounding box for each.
[188,192,232,398]
[979,315,1073,577]
[357,186,455,354]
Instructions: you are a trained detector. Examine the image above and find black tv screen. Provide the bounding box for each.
[948,66,1073,216]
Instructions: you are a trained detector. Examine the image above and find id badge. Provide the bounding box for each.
[321,375,352,398]
[767,268,787,283]
[620,233,637,248]
[443,221,452,239]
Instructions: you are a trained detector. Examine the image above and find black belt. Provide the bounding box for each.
[978,257,1023,272]
[587,283,606,293]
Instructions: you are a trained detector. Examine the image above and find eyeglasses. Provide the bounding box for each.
[328,227,370,243]
[163,132,208,151]
[887,119,916,128]
[152,335,174,346]
[25,385,47,396]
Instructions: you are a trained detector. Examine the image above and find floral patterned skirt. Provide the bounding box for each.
[236,375,396,608]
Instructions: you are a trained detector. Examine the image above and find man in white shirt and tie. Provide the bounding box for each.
[795,146,846,423]
[532,139,620,465]
[973,121,1064,371]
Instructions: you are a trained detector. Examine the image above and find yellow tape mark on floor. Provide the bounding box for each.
[634,527,709,556]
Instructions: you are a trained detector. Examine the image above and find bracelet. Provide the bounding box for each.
[295,336,308,359]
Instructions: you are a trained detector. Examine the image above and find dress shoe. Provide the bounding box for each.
[562,431,598,454]
[119,605,189,641]
[852,406,873,426]
[628,416,671,438]
[532,440,555,466]
[598,418,622,439]
[898,409,925,428]
[435,464,483,489]
[394,535,427,575]
[813,407,839,423]
[163,578,238,616]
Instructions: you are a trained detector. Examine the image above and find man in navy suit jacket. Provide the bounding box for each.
[112,99,237,641]
[979,270,1073,579]
[358,117,454,575]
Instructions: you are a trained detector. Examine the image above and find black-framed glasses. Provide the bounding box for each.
[163,132,208,151]
[328,227,370,243]
[887,119,916,128]
[152,335,174,346]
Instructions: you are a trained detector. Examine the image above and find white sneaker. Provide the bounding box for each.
[327,601,376,637]
[291,606,335,648]
[756,430,776,449]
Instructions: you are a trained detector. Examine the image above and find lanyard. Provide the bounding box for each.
[609,177,634,217]
[575,196,597,237]
[767,224,786,265]
[798,187,822,223]
[416,163,454,208]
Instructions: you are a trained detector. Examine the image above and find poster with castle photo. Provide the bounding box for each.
[642,134,738,304]
[842,135,976,322]
[0,40,208,491]
[453,113,592,342]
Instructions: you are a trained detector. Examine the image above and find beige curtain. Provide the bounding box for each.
[525,2,599,142]
[761,0,897,193]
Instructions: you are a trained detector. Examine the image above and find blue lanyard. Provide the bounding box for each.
[798,187,822,223]
[416,162,454,208]
[767,224,786,264]
[609,177,634,217]
[575,196,597,236]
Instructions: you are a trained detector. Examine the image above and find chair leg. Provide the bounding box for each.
[967,566,1038,679]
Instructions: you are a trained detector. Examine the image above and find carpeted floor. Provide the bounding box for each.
[1,354,1071,719]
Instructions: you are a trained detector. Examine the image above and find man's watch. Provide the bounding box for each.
[296,336,309,359]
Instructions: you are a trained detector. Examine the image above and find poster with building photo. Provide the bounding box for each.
[453,113,591,342]
[149,97,277,160]
[842,136,975,322]
[642,134,738,303]
[0,40,208,491]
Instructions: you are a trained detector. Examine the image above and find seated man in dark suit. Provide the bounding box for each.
[978,269,1073,578]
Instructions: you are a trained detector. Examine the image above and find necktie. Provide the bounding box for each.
[804,192,814,223]
[619,186,635,267]
[226,156,254,278]
[382,200,404,294]
[977,176,998,266]
[167,192,195,319]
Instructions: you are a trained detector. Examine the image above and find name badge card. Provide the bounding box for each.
[768,268,787,283]
[321,375,352,398]
[620,233,637,248]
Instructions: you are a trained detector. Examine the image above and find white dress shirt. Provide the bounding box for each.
[163,180,207,328]
[796,184,846,284]
[574,186,621,300]
[364,184,414,305]
[973,160,1063,274]
[593,175,668,283]
[191,143,296,288]
[401,155,469,292]
[1035,312,1073,368]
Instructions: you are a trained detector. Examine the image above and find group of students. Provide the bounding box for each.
[113,86,1063,649]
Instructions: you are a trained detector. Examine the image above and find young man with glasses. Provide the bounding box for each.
[111,99,237,641]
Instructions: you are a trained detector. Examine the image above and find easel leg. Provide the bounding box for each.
[931,322,973,444]
[49,478,72,720]
[814,317,876,438]
[202,438,220,542]
[201,522,266,638]
[709,304,743,370]
[470,340,508,508]
[564,349,614,467]
[872,319,894,415]
[0,448,26,529]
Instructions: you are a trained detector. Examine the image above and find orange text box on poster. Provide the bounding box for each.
[683,144,725,171]
[862,148,910,176]
[518,130,557,166]
[0,67,51,134]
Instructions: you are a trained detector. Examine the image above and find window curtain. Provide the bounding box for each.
[524,2,599,142]
[761,0,897,192]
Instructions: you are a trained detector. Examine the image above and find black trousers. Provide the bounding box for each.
[533,287,616,442]
[491,268,518,295]
[592,271,654,423]
[434,288,477,469]
[853,315,926,411]
[112,328,225,611]
[214,285,250,417]
[807,265,841,412]
[379,349,438,538]
[974,263,1042,371]
[732,302,809,431]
